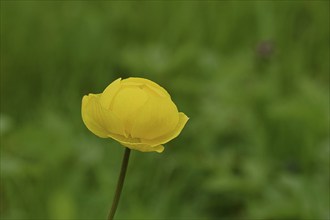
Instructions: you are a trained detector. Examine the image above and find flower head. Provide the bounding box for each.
[82,77,189,153]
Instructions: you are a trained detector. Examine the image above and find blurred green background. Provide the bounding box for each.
[1,1,329,219]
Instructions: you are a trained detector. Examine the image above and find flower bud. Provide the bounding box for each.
[82,77,189,153]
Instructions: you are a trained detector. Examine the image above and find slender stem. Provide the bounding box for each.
[108,147,131,220]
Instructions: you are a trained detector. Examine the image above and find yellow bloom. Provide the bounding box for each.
[82,77,189,153]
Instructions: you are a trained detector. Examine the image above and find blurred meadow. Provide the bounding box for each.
[1,1,329,220]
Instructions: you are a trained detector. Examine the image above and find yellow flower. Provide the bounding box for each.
[81,77,189,153]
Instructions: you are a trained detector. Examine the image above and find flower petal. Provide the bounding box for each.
[82,94,125,138]
[121,142,164,153]
[141,112,189,146]
[99,78,122,109]
[122,77,170,98]
[111,86,149,134]
[106,132,164,153]
[130,95,179,140]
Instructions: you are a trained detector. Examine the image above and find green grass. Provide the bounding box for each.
[1,1,329,219]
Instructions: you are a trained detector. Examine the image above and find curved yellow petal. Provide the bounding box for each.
[141,112,189,146]
[99,78,122,110]
[121,142,164,153]
[82,94,125,138]
[122,77,170,98]
[130,95,179,140]
[111,86,149,134]
[82,95,108,138]
[106,132,164,153]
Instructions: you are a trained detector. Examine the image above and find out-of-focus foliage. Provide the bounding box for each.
[1,1,329,220]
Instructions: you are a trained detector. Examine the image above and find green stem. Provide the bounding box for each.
[108,147,131,220]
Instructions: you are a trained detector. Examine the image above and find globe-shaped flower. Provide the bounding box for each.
[82,77,189,153]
